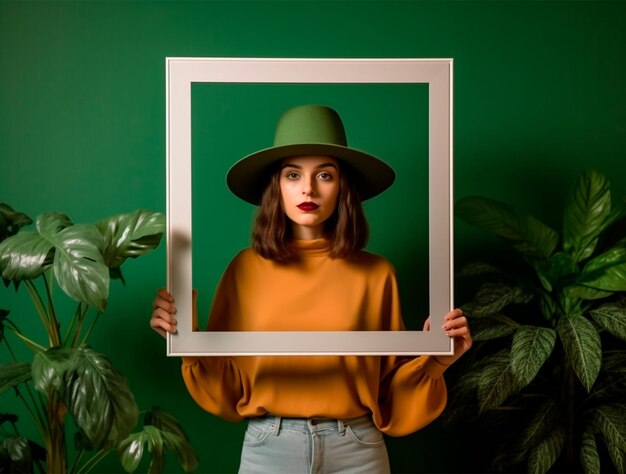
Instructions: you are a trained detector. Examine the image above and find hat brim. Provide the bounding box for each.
[227,143,396,205]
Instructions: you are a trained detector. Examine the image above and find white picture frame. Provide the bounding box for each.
[166,57,453,356]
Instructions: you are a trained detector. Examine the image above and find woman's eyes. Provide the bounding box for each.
[283,171,334,180]
[317,172,333,181]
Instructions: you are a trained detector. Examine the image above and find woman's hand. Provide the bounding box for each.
[423,308,472,367]
[150,288,178,338]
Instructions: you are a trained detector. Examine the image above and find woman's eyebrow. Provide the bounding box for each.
[281,162,338,170]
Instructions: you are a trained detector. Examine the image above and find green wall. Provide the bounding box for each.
[1,1,625,473]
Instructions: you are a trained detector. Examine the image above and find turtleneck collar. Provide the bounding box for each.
[288,238,331,257]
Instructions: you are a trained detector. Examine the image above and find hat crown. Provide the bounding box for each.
[273,105,348,147]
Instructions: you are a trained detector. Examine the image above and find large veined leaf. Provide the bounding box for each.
[469,281,533,317]
[118,425,197,474]
[538,252,579,291]
[143,407,198,472]
[0,362,31,394]
[32,346,138,449]
[581,429,601,474]
[0,232,54,280]
[49,224,109,311]
[96,210,165,269]
[36,212,73,236]
[510,326,556,387]
[31,347,75,395]
[0,212,110,309]
[527,426,565,474]
[455,196,559,261]
[575,245,626,293]
[455,261,504,278]
[477,350,520,412]
[589,302,626,341]
[593,406,626,474]
[519,400,559,456]
[469,313,520,341]
[557,315,602,392]
[0,203,32,242]
[563,169,612,263]
[64,345,138,449]
[565,284,614,301]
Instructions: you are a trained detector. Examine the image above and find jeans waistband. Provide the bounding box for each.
[249,414,372,437]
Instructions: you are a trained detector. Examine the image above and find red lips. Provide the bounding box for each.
[297,202,319,211]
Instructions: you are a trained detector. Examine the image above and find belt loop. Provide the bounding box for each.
[338,419,346,436]
[273,416,282,436]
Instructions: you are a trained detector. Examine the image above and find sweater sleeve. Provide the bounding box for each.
[374,355,448,436]
[372,260,449,436]
[180,254,247,422]
[181,356,245,422]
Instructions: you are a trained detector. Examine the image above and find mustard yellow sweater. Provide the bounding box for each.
[181,239,448,436]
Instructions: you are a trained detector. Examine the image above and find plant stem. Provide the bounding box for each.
[69,449,85,474]
[24,279,56,346]
[45,391,68,474]
[64,302,83,346]
[43,273,62,347]
[80,311,103,345]
[71,303,90,348]
[76,449,109,474]
[15,388,47,441]
[8,335,48,434]
[5,323,46,352]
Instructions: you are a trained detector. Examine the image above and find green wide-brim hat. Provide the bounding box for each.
[226,104,396,205]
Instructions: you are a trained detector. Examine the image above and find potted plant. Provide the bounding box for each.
[0,203,197,473]
[449,169,626,473]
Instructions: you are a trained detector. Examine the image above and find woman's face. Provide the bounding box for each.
[279,155,341,240]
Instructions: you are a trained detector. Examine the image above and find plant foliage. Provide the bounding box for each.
[451,170,626,473]
[0,203,197,473]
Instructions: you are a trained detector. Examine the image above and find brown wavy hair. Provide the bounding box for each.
[251,162,369,263]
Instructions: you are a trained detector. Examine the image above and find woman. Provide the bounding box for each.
[151,105,471,473]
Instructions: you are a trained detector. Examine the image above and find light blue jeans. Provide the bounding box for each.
[238,415,391,474]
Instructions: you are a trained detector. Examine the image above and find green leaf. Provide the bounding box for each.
[581,429,601,474]
[527,426,565,474]
[455,196,559,261]
[31,347,75,395]
[494,398,560,468]
[469,281,533,317]
[576,244,626,292]
[565,284,614,301]
[593,405,626,474]
[477,350,520,412]
[470,313,520,341]
[538,252,579,290]
[118,423,197,474]
[0,362,32,395]
[563,169,612,263]
[35,212,73,236]
[510,326,556,387]
[0,203,32,242]
[1,436,33,474]
[118,425,163,473]
[96,210,165,269]
[50,224,109,311]
[144,407,198,473]
[0,231,54,280]
[557,315,602,392]
[64,345,138,449]
[589,301,626,341]
[455,261,503,278]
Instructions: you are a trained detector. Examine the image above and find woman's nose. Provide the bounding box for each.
[301,177,315,196]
